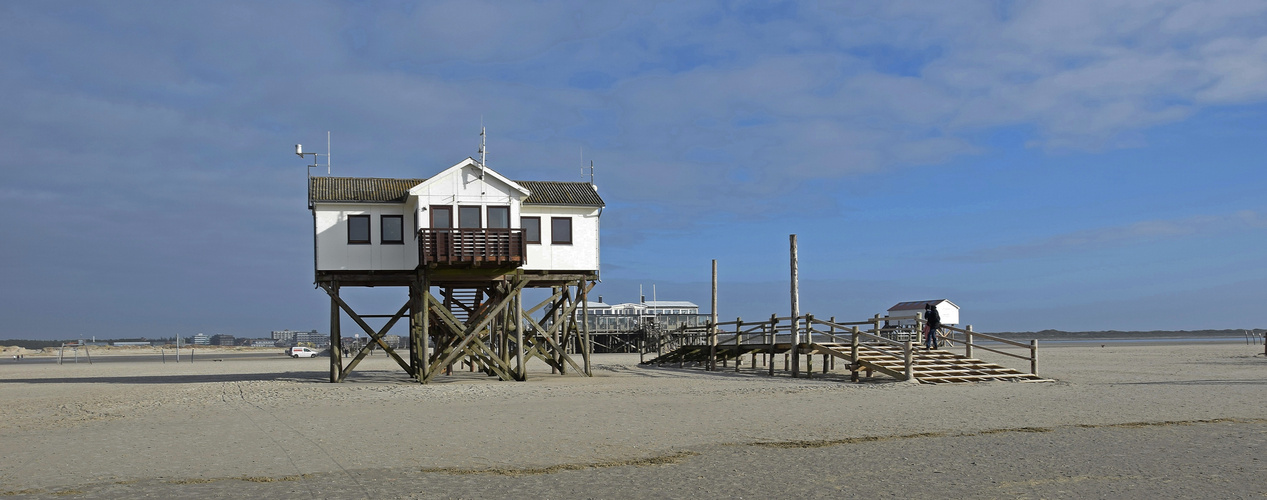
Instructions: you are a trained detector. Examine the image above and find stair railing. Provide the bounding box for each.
[940,325,1038,375]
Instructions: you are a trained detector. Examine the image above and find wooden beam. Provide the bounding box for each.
[422,279,528,383]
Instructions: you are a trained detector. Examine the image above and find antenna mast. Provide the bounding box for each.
[478,124,487,194]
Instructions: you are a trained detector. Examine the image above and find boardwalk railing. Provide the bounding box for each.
[941,325,1039,375]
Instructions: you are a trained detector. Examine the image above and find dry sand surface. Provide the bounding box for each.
[0,343,1264,498]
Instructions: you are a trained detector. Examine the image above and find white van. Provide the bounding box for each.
[289,346,319,358]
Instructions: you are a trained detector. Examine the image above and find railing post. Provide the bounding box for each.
[1030,339,1038,375]
[904,341,914,381]
[965,325,974,358]
[804,314,814,378]
[850,326,860,382]
[736,317,743,373]
[768,314,778,377]
[915,312,924,347]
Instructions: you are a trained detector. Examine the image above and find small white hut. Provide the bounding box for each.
[887,299,959,326]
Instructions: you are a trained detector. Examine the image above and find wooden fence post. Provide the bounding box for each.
[965,325,973,359]
[1030,339,1038,375]
[850,326,860,382]
[769,314,778,377]
[904,341,914,381]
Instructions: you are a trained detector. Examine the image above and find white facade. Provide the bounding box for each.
[311,159,602,274]
[314,203,411,271]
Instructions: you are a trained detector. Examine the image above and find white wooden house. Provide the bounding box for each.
[887,299,960,326]
[309,158,603,276]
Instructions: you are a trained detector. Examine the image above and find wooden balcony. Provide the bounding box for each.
[419,228,526,267]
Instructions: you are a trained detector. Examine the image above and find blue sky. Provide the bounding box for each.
[3,1,1267,339]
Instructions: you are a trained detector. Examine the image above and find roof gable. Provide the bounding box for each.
[408,158,531,198]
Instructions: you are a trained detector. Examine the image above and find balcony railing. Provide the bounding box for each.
[419,228,526,267]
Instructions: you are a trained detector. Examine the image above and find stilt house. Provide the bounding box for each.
[307,157,604,383]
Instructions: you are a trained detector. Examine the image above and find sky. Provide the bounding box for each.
[3,1,1267,340]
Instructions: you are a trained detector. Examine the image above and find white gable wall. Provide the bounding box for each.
[409,163,525,228]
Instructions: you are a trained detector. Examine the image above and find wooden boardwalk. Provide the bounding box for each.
[644,342,1050,384]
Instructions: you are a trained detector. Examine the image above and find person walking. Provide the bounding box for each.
[924,303,942,350]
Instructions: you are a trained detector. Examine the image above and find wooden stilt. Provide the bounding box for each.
[790,234,800,378]
[329,281,341,383]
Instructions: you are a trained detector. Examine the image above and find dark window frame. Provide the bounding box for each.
[430,205,453,229]
[551,217,572,245]
[380,215,404,244]
[487,206,510,229]
[522,216,541,244]
[348,214,371,244]
[458,205,482,229]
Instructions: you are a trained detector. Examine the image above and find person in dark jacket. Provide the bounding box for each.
[924,303,942,350]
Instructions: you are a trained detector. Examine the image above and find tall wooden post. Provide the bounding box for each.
[329,282,341,383]
[421,283,430,383]
[515,285,526,381]
[409,282,420,378]
[790,234,800,378]
[709,259,718,372]
[581,279,592,376]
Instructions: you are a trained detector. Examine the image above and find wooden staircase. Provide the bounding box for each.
[644,342,1050,384]
[843,343,1050,384]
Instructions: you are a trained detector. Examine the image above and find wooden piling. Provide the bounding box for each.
[329,282,341,383]
[789,234,800,378]
[710,259,718,371]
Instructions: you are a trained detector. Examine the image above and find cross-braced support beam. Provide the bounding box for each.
[320,282,414,382]
[319,274,598,384]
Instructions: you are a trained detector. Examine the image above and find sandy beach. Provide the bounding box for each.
[1,343,1264,498]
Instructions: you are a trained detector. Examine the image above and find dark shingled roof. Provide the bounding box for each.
[517,180,605,206]
[309,176,604,206]
[309,177,427,203]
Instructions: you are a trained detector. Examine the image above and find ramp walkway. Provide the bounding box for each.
[640,314,1052,384]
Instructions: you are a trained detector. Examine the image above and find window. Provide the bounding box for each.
[348,214,370,244]
[459,206,482,229]
[488,206,510,229]
[551,217,572,245]
[430,206,452,229]
[381,215,403,244]
[522,216,541,244]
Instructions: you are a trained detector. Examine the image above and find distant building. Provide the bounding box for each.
[190,333,210,345]
[294,330,328,347]
[209,334,235,346]
[581,297,707,331]
[244,339,276,347]
[271,329,314,344]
